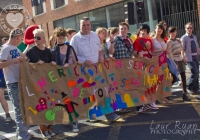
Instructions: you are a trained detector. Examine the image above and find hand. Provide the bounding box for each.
[183,58,187,64]
[110,57,116,61]
[76,61,83,65]
[51,61,56,65]
[84,60,92,66]
[37,60,44,64]
[105,58,110,61]
[63,63,69,67]
[138,51,148,57]
[99,56,104,63]
[198,48,200,54]
[12,57,23,64]
[109,34,114,43]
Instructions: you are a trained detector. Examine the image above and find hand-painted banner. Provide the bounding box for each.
[19,53,171,125]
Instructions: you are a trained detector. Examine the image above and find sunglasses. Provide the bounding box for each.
[34,36,41,40]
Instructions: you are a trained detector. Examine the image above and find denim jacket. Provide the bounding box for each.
[180,33,199,62]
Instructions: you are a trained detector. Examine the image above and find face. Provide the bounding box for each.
[57,35,65,44]
[185,24,193,34]
[68,32,76,40]
[50,38,56,46]
[64,98,70,104]
[155,26,163,35]
[139,29,148,38]
[163,22,167,30]
[169,30,177,38]
[119,25,129,37]
[34,34,45,45]
[98,29,107,41]
[16,35,23,46]
[80,20,91,35]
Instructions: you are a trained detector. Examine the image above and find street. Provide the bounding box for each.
[0,67,200,140]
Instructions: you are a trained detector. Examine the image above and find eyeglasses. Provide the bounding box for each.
[187,27,193,30]
[34,36,41,40]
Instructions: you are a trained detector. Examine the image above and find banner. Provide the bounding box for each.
[19,53,171,125]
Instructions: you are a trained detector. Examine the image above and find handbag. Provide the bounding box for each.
[167,58,179,80]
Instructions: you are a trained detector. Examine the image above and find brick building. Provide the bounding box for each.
[0,0,23,45]
[22,0,200,41]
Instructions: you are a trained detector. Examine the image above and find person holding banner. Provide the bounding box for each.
[110,22,141,113]
[0,28,33,140]
[71,17,121,122]
[133,24,159,112]
[25,29,55,138]
[51,27,80,132]
[167,26,190,101]
[48,35,57,51]
[152,24,172,104]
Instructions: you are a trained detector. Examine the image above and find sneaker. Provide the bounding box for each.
[42,131,51,138]
[72,122,79,133]
[17,133,34,140]
[187,89,195,94]
[149,102,159,110]
[112,115,120,122]
[5,114,12,123]
[48,130,56,137]
[137,105,151,113]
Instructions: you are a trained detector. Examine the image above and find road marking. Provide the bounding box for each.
[0,126,39,140]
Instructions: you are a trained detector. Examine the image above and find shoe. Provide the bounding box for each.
[182,93,191,101]
[194,90,200,94]
[137,105,151,113]
[112,115,120,121]
[5,114,12,123]
[72,122,79,133]
[115,109,131,113]
[187,89,195,94]
[42,131,51,138]
[164,97,172,104]
[17,133,34,140]
[149,102,159,110]
[48,130,56,137]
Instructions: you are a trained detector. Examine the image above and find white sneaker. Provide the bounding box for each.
[72,122,79,133]
[149,102,159,110]
[48,130,56,137]
[42,131,51,138]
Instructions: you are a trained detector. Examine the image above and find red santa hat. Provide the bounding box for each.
[24,25,39,45]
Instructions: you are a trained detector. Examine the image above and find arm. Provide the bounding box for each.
[0,59,22,69]
[55,104,65,107]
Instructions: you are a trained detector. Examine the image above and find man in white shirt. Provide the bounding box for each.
[70,17,104,65]
[70,17,120,122]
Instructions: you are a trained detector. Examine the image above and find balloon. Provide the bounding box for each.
[24,25,39,45]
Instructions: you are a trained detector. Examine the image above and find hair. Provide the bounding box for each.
[155,23,166,39]
[110,27,119,35]
[66,28,76,36]
[96,27,107,43]
[33,29,45,37]
[159,20,166,25]
[48,35,56,49]
[118,22,129,29]
[107,27,113,35]
[10,28,23,38]
[80,17,90,23]
[168,26,177,33]
[53,27,67,37]
[136,24,150,36]
[185,22,193,28]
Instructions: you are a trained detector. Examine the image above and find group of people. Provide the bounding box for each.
[0,17,199,140]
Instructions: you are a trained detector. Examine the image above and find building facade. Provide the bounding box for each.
[22,0,200,41]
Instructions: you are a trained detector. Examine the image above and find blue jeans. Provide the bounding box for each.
[7,83,30,140]
[187,57,199,92]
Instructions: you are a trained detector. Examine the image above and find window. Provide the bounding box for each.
[55,0,65,8]
[31,0,46,16]
[36,0,44,15]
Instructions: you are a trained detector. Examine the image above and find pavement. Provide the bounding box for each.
[0,66,200,140]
